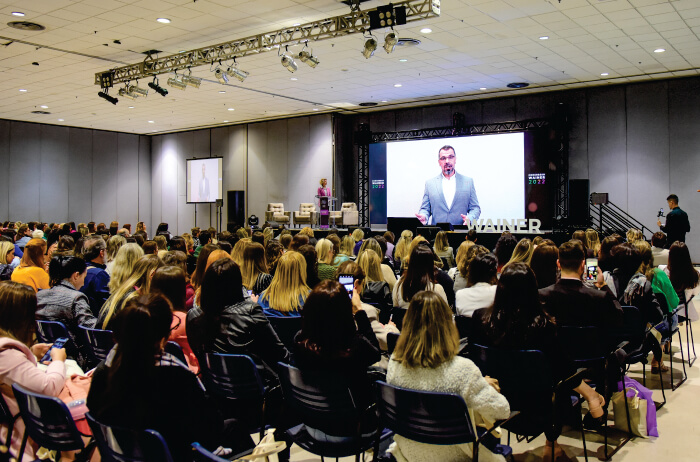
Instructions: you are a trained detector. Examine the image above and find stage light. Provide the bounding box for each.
[167,75,187,90]
[298,50,319,68]
[362,38,377,59]
[384,32,398,54]
[214,67,229,84]
[182,74,202,88]
[98,91,118,105]
[148,78,168,96]
[281,54,297,73]
[118,87,138,100]
[128,84,149,97]
[227,66,249,82]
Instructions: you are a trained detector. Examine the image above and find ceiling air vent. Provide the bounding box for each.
[8,21,45,31]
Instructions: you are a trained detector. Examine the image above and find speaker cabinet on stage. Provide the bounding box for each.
[226,191,245,231]
[568,180,590,227]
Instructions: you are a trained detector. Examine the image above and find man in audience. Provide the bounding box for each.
[117,228,130,238]
[81,236,111,315]
[193,231,211,257]
[87,222,96,234]
[657,194,690,247]
[191,227,201,247]
[15,224,32,249]
[96,223,106,232]
[651,232,669,267]
[540,241,622,328]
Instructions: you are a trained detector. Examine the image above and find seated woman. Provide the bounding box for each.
[11,239,49,292]
[470,263,606,460]
[502,238,534,270]
[0,241,16,281]
[356,249,393,313]
[449,241,474,287]
[455,253,498,317]
[265,240,284,277]
[316,239,338,280]
[187,258,290,381]
[388,290,510,462]
[327,234,349,267]
[36,256,97,367]
[108,243,145,296]
[97,254,163,330]
[151,266,199,374]
[0,281,67,460]
[433,231,456,269]
[529,243,559,289]
[339,235,356,262]
[162,250,195,310]
[392,230,413,270]
[666,241,700,322]
[357,238,397,291]
[87,294,249,462]
[240,242,273,295]
[298,245,321,289]
[257,251,310,317]
[393,244,448,309]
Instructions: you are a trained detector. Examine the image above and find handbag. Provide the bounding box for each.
[612,387,648,437]
[233,428,287,462]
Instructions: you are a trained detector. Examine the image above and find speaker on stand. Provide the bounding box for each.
[226,191,245,232]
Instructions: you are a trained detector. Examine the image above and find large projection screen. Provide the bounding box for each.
[187,157,223,203]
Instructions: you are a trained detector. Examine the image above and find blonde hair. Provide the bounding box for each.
[357,238,382,262]
[626,228,643,244]
[154,235,168,251]
[263,228,274,247]
[0,242,14,264]
[461,244,489,279]
[394,230,414,262]
[402,236,428,270]
[181,233,194,252]
[319,178,327,186]
[108,243,145,292]
[632,240,655,281]
[357,249,384,286]
[351,228,364,243]
[231,239,251,266]
[240,243,268,290]
[259,251,310,312]
[392,291,459,368]
[206,250,232,271]
[299,227,314,238]
[106,235,126,262]
[433,231,450,253]
[236,228,249,240]
[315,239,334,265]
[100,255,163,328]
[339,235,355,257]
[454,241,474,274]
[504,238,534,268]
[585,229,600,255]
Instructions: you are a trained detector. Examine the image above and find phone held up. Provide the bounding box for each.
[40,337,68,363]
[338,274,355,298]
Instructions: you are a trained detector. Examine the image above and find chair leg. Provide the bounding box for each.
[579,418,588,462]
[687,317,696,367]
[18,430,28,462]
[657,364,666,409]
[671,329,688,391]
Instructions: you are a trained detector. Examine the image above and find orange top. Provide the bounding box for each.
[11,266,50,292]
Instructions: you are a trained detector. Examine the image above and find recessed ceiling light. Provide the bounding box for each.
[223,120,229,123]
[654,48,665,53]
[148,120,155,123]
[420,28,432,33]
[227,108,234,111]
[290,77,298,81]
[394,83,402,87]
[399,58,408,62]
[313,108,319,111]
[19,89,27,92]
[40,105,48,109]
[11,12,25,17]
[293,23,301,26]
[600,72,609,76]
[218,90,226,94]
[480,87,487,90]
[179,50,185,53]
[57,119,64,122]
[381,100,388,102]
[156,18,171,24]
[539,36,549,40]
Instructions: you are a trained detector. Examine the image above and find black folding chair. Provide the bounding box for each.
[266,315,302,352]
[12,384,93,462]
[0,393,18,447]
[679,292,696,367]
[86,413,174,462]
[390,307,406,331]
[36,320,71,343]
[277,362,392,462]
[657,293,687,390]
[164,341,188,365]
[79,325,114,366]
[375,380,517,462]
[454,315,472,339]
[386,332,400,355]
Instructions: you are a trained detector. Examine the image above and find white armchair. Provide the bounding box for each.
[330,202,358,227]
[293,203,316,227]
[265,203,291,224]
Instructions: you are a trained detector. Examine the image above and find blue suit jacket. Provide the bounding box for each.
[418,173,481,225]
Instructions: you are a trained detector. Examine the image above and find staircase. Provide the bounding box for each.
[588,198,654,239]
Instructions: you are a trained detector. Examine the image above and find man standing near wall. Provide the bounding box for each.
[657,194,690,248]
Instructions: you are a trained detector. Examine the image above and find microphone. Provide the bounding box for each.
[657,208,664,218]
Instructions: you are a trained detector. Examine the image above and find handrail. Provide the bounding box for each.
[589,199,653,239]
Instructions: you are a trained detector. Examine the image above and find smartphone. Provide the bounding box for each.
[247,289,253,297]
[41,337,68,363]
[338,274,354,298]
[586,266,598,281]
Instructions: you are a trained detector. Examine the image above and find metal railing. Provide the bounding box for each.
[589,199,653,239]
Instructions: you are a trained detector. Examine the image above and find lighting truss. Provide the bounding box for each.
[95,0,440,86]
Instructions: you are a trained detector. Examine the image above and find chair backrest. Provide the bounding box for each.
[610,305,646,351]
[191,442,228,462]
[164,341,188,365]
[556,325,608,367]
[266,316,302,352]
[80,326,114,364]
[374,381,476,445]
[391,307,406,331]
[268,203,285,213]
[201,353,265,402]
[386,332,400,354]
[299,203,315,213]
[0,393,17,446]
[36,320,70,344]
[277,362,362,437]
[341,202,357,212]
[454,315,472,339]
[86,413,174,462]
[11,384,84,453]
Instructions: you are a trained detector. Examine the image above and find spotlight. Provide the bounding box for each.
[384,32,398,54]
[182,74,201,88]
[128,84,148,97]
[214,67,229,84]
[98,91,118,105]
[281,54,297,73]
[167,75,187,90]
[148,79,168,97]
[118,87,138,100]
[227,66,249,82]
[362,38,377,59]
[298,50,319,68]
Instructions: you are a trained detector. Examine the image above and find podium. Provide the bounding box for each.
[316,195,336,229]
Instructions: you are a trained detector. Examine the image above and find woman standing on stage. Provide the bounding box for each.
[317,178,331,197]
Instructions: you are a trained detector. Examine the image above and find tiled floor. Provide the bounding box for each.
[287,326,700,461]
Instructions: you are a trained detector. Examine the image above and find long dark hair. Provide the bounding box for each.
[611,243,641,290]
[150,266,187,312]
[483,263,552,347]
[190,243,219,290]
[93,294,173,415]
[399,243,436,302]
[529,244,559,288]
[0,281,37,346]
[200,259,245,342]
[296,280,356,358]
[48,255,86,287]
[668,242,699,291]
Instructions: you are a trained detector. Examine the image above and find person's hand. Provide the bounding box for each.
[415,213,427,225]
[49,347,67,363]
[351,281,363,314]
[461,214,470,225]
[484,375,501,393]
[595,267,606,288]
[657,220,662,227]
[250,293,259,303]
[387,321,397,328]
[31,343,51,360]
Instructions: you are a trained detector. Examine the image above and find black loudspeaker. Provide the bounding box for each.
[226,191,245,229]
[568,180,590,226]
[355,123,372,145]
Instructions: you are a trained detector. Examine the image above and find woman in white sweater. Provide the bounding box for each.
[387,290,510,462]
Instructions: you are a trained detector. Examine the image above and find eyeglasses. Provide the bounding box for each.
[439,155,455,162]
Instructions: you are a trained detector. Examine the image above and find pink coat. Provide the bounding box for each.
[0,337,65,461]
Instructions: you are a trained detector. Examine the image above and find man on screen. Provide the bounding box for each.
[198,163,210,202]
[415,145,481,226]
